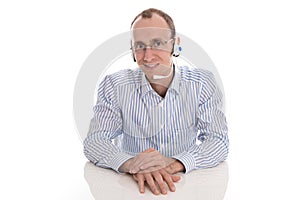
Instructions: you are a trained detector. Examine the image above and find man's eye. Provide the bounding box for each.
[135,43,145,49]
[152,40,162,48]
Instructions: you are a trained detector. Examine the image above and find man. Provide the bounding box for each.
[84,8,229,195]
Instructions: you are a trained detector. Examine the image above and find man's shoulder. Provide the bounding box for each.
[105,68,142,87]
[179,66,215,84]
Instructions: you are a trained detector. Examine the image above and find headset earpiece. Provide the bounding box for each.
[130,42,136,62]
[132,50,136,62]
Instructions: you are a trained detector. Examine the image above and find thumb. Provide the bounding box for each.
[142,148,155,153]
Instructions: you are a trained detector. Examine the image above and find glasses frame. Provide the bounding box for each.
[131,38,175,53]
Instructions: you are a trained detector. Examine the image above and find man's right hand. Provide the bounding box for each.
[132,168,181,195]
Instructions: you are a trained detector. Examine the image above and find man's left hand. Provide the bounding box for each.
[129,148,175,174]
[129,148,184,174]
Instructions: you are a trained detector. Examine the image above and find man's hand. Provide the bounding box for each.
[128,148,177,174]
[118,148,186,195]
[118,148,156,173]
[119,148,185,174]
[132,168,181,195]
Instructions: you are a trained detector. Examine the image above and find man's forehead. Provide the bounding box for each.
[131,27,172,41]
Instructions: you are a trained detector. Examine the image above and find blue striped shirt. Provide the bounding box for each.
[83,66,229,173]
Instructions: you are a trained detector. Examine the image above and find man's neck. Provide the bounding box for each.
[150,67,174,98]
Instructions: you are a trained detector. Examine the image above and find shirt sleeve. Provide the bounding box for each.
[83,75,133,173]
[172,72,229,173]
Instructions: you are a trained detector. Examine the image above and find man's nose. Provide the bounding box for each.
[143,48,155,62]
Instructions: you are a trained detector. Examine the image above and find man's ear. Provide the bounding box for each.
[177,36,181,46]
[172,36,182,57]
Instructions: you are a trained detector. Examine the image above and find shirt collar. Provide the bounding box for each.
[140,71,153,97]
[169,65,180,95]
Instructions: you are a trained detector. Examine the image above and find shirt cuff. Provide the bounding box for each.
[108,152,134,173]
[172,151,196,173]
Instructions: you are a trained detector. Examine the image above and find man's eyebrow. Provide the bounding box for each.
[135,37,165,42]
[133,40,145,44]
[151,37,164,41]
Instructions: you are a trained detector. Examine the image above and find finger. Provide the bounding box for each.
[137,166,162,174]
[171,174,181,182]
[135,174,145,193]
[160,170,176,192]
[145,173,160,195]
[142,148,155,153]
[152,171,167,195]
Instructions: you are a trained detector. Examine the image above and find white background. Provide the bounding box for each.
[1,0,299,199]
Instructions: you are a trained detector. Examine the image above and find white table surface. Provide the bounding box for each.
[84,162,228,200]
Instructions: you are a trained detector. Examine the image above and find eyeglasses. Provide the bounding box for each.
[132,38,174,52]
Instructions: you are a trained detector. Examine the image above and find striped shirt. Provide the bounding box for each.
[83,66,229,173]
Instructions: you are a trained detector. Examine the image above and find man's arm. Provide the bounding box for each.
[83,75,133,172]
[172,71,229,173]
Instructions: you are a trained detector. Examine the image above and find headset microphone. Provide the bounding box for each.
[153,67,174,79]
[153,74,168,79]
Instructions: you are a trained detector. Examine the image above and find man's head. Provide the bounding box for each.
[131,8,176,39]
[131,8,179,81]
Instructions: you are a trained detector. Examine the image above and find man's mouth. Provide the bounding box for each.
[144,63,159,68]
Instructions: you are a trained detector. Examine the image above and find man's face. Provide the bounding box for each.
[132,14,174,81]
